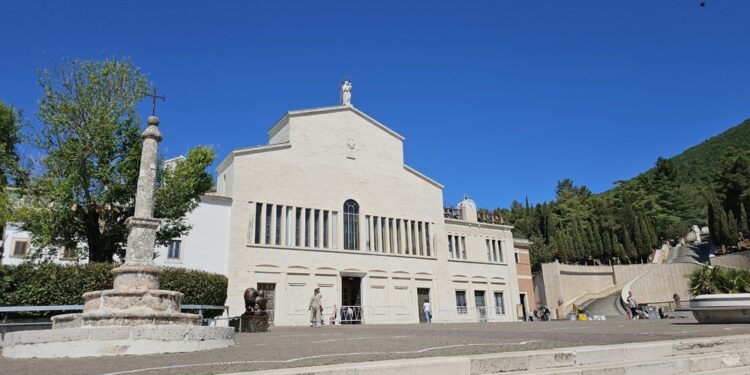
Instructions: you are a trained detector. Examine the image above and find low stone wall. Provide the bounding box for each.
[710,251,750,269]
[628,263,700,304]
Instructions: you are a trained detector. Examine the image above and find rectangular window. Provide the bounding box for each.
[492,240,498,262]
[425,223,431,257]
[454,236,460,260]
[448,235,454,259]
[365,215,371,251]
[396,219,402,254]
[167,240,181,259]
[295,208,302,246]
[286,207,293,246]
[323,210,329,248]
[381,217,387,253]
[515,252,520,264]
[61,247,76,259]
[461,236,467,259]
[304,208,311,247]
[254,203,262,244]
[494,292,505,314]
[498,240,504,263]
[486,239,492,262]
[332,212,338,249]
[275,205,282,245]
[265,204,273,245]
[418,222,424,256]
[455,291,467,314]
[314,209,320,248]
[373,216,380,252]
[388,218,394,254]
[411,221,417,254]
[404,220,410,255]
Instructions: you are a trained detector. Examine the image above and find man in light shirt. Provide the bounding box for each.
[422,299,432,323]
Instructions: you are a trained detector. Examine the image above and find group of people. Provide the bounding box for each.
[528,306,551,321]
[308,288,357,327]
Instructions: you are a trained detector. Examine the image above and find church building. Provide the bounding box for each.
[215,82,522,325]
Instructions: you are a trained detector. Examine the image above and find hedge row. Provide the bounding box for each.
[0,263,228,318]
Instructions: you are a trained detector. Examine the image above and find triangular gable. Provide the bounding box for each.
[266,105,405,142]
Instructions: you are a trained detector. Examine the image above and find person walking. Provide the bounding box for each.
[422,299,432,323]
[627,291,637,320]
[308,288,324,327]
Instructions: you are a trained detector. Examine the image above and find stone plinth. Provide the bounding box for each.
[230,314,269,333]
[2,325,235,358]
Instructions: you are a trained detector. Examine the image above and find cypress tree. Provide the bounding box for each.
[602,229,612,258]
[592,220,604,256]
[623,228,637,260]
[739,204,749,239]
[728,210,740,245]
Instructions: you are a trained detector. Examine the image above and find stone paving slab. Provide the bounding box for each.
[3,318,750,375]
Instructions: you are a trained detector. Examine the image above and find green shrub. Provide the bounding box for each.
[0,263,227,319]
[689,265,750,295]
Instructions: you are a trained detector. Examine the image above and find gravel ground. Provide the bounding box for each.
[3,318,750,375]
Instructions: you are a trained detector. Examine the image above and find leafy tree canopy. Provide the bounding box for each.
[15,57,215,263]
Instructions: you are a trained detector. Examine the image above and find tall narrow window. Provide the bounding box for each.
[332,212,338,249]
[486,239,492,261]
[323,210,329,248]
[461,236,467,259]
[494,292,505,314]
[448,235,454,259]
[455,291,467,314]
[286,207,292,245]
[454,236,460,260]
[254,203,262,244]
[343,199,359,250]
[425,223,431,256]
[295,208,302,246]
[498,240,504,262]
[365,216,371,251]
[396,219,402,254]
[304,208,311,247]
[388,218,394,253]
[418,222,424,256]
[265,204,273,245]
[275,205,282,245]
[405,220,410,255]
[492,240,498,262]
[411,221,417,254]
[167,240,181,259]
[373,216,380,251]
[381,217,386,253]
[314,209,320,248]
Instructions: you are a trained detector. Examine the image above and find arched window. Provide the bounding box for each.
[343,199,360,250]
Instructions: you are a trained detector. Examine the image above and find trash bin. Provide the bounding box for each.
[646,306,659,320]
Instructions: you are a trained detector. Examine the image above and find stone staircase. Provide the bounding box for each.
[248,334,750,374]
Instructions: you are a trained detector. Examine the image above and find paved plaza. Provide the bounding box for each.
[3,319,750,375]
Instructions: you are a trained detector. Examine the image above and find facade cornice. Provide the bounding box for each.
[216,143,292,173]
[266,105,406,142]
[404,165,444,190]
[444,218,513,230]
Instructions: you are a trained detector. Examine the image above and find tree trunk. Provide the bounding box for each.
[85,208,111,262]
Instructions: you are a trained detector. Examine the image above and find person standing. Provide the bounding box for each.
[422,299,432,323]
[627,291,637,320]
[309,288,324,327]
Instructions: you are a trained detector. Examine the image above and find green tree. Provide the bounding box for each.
[740,204,749,239]
[0,103,26,235]
[727,210,740,245]
[16,58,215,263]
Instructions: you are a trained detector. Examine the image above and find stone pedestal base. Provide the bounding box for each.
[2,325,235,358]
[229,314,269,332]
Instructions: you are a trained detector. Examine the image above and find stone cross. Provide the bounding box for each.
[145,87,166,116]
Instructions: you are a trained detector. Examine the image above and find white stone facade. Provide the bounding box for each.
[217,105,521,325]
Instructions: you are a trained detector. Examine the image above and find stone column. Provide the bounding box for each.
[114,115,164,292]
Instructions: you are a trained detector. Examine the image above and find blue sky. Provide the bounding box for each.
[2,1,750,208]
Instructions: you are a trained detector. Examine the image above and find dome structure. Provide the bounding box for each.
[457,194,478,223]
